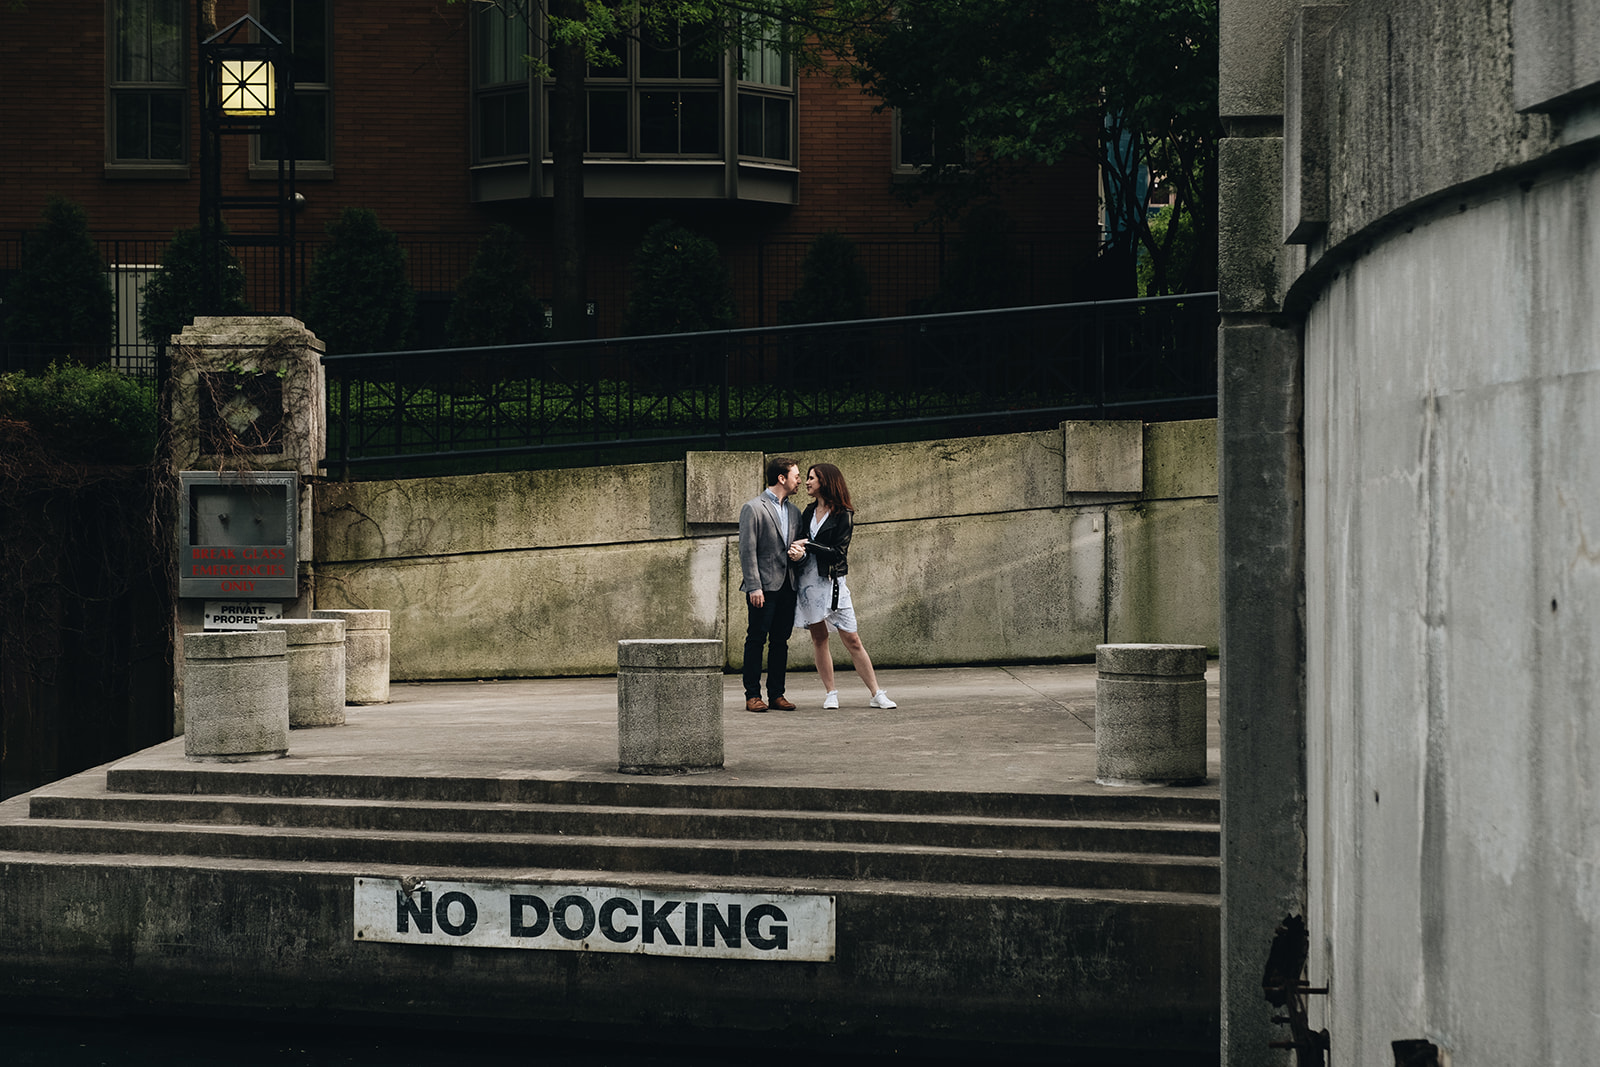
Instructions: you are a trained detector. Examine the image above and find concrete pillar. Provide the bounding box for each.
[617,639,724,775]
[1095,644,1208,785]
[258,618,346,727]
[311,609,390,704]
[183,630,289,762]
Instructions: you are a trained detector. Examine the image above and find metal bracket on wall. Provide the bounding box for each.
[1262,913,1331,1067]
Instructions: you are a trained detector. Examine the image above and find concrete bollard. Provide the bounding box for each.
[311,609,390,704]
[184,630,290,762]
[258,618,347,727]
[617,639,724,775]
[1094,643,1208,786]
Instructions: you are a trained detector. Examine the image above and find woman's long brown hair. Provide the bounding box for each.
[808,462,854,513]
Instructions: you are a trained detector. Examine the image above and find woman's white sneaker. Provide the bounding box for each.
[822,691,839,710]
[868,690,897,709]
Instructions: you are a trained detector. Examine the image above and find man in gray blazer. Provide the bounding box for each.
[738,456,805,712]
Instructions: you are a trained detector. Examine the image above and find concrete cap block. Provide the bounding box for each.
[1096,643,1208,677]
[1064,421,1144,494]
[618,638,724,670]
[686,452,765,525]
[258,618,346,646]
[312,608,390,632]
[186,629,287,661]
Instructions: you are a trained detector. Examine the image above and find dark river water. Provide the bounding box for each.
[1,1013,1200,1065]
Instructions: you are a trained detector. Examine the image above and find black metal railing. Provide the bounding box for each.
[323,294,1217,480]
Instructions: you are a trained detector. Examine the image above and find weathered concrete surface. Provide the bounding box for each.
[1095,645,1209,786]
[616,639,724,774]
[1302,155,1600,1064]
[314,424,1219,679]
[1321,0,1555,248]
[258,618,346,727]
[310,608,390,705]
[182,630,290,762]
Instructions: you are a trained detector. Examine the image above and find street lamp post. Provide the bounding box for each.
[199,14,297,317]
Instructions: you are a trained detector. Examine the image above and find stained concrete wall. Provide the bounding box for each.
[311,422,1218,680]
[1221,1,1600,1063]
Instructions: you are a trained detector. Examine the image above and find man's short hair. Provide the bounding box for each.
[765,456,798,487]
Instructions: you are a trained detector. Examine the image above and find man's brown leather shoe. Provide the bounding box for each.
[745,697,769,713]
[770,696,796,711]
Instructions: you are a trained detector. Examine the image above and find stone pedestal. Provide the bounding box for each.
[311,608,390,704]
[258,618,346,727]
[617,639,724,775]
[184,630,290,762]
[1094,643,1207,786]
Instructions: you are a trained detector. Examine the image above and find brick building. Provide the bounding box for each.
[0,1,1100,365]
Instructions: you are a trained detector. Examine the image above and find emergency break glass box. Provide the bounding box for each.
[179,471,298,598]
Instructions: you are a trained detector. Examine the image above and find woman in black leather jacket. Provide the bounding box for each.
[794,462,896,709]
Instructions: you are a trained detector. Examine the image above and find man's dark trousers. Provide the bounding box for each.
[743,583,797,701]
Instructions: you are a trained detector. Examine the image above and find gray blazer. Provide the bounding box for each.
[738,491,802,594]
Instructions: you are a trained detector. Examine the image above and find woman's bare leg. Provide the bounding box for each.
[838,630,880,694]
[808,623,836,692]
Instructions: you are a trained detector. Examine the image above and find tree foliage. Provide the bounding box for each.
[301,208,416,355]
[782,230,871,324]
[622,220,735,335]
[141,223,250,349]
[841,0,1220,296]
[4,197,116,357]
[447,224,542,347]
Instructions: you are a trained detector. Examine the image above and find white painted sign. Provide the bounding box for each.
[203,600,284,630]
[353,878,835,962]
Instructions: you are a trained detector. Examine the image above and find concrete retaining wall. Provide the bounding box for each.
[312,421,1218,680]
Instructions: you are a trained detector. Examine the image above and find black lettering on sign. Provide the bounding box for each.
[702,903,741,948]
[599,897,638,943]
[436,891,478,936]
[641,899,681,946]
[397,889,432,934]
[510,894,549,937]
[683,902,698,947]
[744,903,789,951]
[552,895,596,940]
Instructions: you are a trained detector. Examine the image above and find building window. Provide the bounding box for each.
[109,0,187,167]
[545,19,724,159]
[256,0,331,167]
[736,19,793,163]
[893,111,968,173]
[474,4,531,161]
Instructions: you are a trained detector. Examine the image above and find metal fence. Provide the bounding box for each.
[0,230,1091,383]
[323,294,1218,480]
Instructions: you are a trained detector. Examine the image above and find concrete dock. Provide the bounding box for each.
[0,663,1221,1060]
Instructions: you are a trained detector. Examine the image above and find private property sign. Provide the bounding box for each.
[353,878,836,962]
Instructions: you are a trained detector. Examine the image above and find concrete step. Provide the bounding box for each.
[102,764,1221,822]
[27,791,1220,856]
[0,817,1220,894]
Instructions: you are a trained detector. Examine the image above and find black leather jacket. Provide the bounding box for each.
[799,502,852,580]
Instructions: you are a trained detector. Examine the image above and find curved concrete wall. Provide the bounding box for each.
[1303,154,1600,1065]
[1219,0,1600,1061]
[311,421,1218,679]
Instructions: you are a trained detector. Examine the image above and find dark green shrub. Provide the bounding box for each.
[0,362,157,464]
[781,231,871,324]
[446,224,541,347]
[622,220,735,336]
[301,208,416,355]
[4,197,116,359]
[140,223,251,349]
